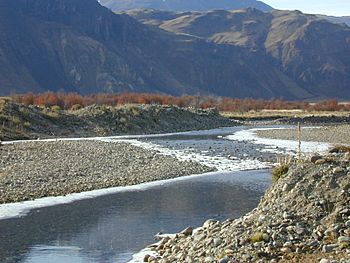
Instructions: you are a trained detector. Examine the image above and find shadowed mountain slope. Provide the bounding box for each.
[128,8,350,99]
[0,0,349,99]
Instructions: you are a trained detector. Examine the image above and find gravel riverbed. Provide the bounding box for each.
[256,125,350,145]
[0,140,214,204]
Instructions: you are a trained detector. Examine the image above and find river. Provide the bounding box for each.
[1,126,324,263]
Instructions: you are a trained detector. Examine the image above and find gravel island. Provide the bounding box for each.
[0,140,214,204]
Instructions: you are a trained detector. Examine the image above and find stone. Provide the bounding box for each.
[333,167,344,174]
[181,227,193,236]
[262,233,269,242]
[320,259,330,263]
[338,236,350,243]
[283,183,294,192]
[203,219,218,229]
[204,256,215,263]
[258,215,267,223]
[218,258,230,263]
[310,155,323,163]
[294,226,305,235]
[315,159,327,165]
[213,237,223,247]
[283,212,292,220]
[322,244,338,253]
[280,247,292,253]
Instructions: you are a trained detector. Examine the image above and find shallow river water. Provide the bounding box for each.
[0,127,283,263]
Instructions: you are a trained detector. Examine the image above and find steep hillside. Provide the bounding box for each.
[99,0,272,12]
[0,0,317,99]
[131,8,350,99]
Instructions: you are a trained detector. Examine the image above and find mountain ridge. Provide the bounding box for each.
[0,0,349,99]
[98,0,272,12]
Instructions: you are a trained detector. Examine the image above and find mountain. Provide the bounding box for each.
[128,8,350,99]
[98,0,272,12]
[0,0,308,99]
[318,15,350,26]
[0,0,349,99]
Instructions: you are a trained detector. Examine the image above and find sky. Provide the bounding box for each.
[263,0,350,16]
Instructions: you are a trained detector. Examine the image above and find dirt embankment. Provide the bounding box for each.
[0,99,235,141]
[144,149,350,263]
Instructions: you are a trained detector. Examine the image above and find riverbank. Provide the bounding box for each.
[256,125,350,145]
[0,140,214,204]
[0,99,235,141]
[143,149,350,263]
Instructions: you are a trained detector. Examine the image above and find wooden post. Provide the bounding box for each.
[298,122,301,162]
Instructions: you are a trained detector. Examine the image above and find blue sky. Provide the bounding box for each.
[263,0,350,16]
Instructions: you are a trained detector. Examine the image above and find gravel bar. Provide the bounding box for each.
[256,125,350,145]
[0,141,214,204]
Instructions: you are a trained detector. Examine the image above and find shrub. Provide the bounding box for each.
[51,105,62,112]
[272,164,289,183]
[250,232,264,243]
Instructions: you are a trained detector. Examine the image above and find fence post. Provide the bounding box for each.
[298,122,301,162]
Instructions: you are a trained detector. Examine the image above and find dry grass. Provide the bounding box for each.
[272,155,293,183]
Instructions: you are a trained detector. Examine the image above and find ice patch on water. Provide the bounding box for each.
[226,127,331,155]
[0,171,229,220]
[109,138,269,172]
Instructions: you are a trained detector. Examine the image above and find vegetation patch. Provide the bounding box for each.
[250,232,265,243]
[272,164,289,183]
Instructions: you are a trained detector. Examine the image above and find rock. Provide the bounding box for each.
[333,167,344,174]
[258,215,267,223]
[213,237,223,247]
[338,236,350,243]
[262,233,269,241]
[315,159,327,165]
[143,254,151,262]
[203,219,218,229]
[329,147,341,153]
[181,227,193,236]
[282,184,292,192]
[345,220,350,227]
[283,212,292,219]
[310,155,323,163]
[280,247,292,253]
[204,256,215,263]
[322,244,338,253]
[294,226,305,235]
[320,259,330,263]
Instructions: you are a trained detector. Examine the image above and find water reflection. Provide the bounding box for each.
[0,170,270,263]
